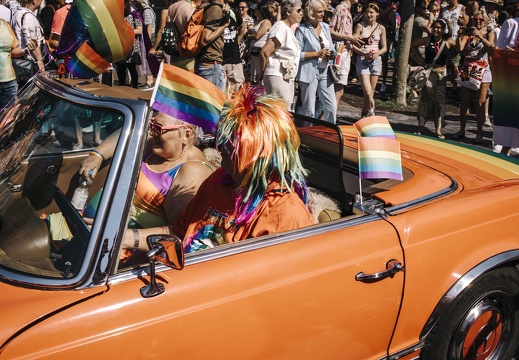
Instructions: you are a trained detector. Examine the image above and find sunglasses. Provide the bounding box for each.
[473,18,484,22]
[296,8,304,14]
[149,118,186,136]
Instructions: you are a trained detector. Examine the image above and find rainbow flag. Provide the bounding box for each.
[358,137,403,180]
[491,49,519,148]
[151,63,225,131]
[56,0,135,78]
[353,116,396,139]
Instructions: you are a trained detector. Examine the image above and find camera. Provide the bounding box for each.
[329,50,337,59]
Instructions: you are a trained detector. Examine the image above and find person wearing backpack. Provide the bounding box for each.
[151,0,195,71]
[194,0,231,92]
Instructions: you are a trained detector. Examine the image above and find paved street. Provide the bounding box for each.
[336,98,497,152]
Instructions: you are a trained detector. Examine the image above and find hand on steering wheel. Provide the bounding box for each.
[80,153,102,179]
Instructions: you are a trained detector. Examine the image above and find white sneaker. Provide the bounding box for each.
[380,84,387,93]
[510,147,519,157]
[493,144,503,153]
[484,114,492,127]
[367,108,375,117]
[73,143,83,150]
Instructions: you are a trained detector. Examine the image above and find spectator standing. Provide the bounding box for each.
[116,0,143,88]
[452,10,494,144]
[428,2,440,21]
[48,0,71,50]
[295,0,337,123]
[11,0,45,84]
[237,1,254,81]
[485,0,503,31]
[376,0,395,93]
[268,0,281,23]
[134,0,158,89]
[39,0,63,41]
[349,1,364,83]
[351,3,386,117]
[151,0,195,70]
[195,0,231,92]
[329,0,363,109]
[441,0,464,99]
[258,0,303,110]
[222,0,245,96]
[248,5,272,83]
[0,19,37,108]
[411,19,455,138]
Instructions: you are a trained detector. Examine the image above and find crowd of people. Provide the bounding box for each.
[2,0,519,155]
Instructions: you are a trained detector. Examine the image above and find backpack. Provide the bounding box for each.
[161,21,180,56]
[177,2,223,59]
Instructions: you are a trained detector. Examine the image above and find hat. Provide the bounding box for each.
[65,0,73,3]
[483,0,503,6]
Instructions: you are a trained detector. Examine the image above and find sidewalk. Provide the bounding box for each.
[335,94,496,151]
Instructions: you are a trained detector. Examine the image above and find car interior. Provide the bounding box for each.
[0,83,413,281]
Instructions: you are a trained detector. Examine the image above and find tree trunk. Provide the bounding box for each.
[394,0,416,105]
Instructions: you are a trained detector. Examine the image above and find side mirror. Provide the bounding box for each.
[140,235,184,298]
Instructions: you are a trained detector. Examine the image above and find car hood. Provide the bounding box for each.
[0,281,106,347]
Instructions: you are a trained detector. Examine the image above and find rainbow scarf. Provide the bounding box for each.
[151,63,225,131]
[55,0,135,78]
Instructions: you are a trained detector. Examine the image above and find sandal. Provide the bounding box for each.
[473,135,483,145]
[451,132,465,140]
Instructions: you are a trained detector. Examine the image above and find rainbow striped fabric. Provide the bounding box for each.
[353,116,396,139]
[358,137,403,180]
[56,0,134,78]
[151,63,226,131]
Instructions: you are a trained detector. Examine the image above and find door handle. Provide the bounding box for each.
[355,259,404,283]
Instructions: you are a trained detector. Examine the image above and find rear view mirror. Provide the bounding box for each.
[140,234,184,298]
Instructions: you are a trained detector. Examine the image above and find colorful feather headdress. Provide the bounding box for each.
[216,84,308,225]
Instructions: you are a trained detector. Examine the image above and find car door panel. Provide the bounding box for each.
[3,219,403,359]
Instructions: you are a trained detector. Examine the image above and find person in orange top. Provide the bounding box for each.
[174,84,314,253]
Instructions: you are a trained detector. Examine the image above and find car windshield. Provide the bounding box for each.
[0,81,124,279]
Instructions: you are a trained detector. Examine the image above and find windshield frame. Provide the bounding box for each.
[0,75,149,290]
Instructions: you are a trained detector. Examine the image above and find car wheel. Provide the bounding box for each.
[421,267,519,360]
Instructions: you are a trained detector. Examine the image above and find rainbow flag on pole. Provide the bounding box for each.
[353,116,396,139]
[358,137,403,180]
[151,63,225,131]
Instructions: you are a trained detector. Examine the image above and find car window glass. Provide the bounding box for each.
[0,82,125,280]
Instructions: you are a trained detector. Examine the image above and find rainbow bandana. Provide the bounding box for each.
[151,63,226,131]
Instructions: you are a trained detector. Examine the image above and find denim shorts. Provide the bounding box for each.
[0,79,18,110]
[356,56,382,76]
[195,62,225,92]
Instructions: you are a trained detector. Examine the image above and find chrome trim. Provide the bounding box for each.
[420,250,519,339]
[108,213,377,285]
[386,341,423,360]
[386,175,459,215]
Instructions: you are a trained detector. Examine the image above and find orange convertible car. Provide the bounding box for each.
[1,75,519,360]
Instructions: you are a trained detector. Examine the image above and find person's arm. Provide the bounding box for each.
[374,25,387,59]
[134,24,143,36]
[411,36,429,66]
[257,36,280,82]
[351,23,365,56]
[455,32,468,53]
[249,19,271,40]
[150,8,168,53]
[199,4,231,47]
[236,20,246,44]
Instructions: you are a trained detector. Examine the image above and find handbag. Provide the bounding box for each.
[408,40,445,91]
[456,57,488,90]
[279,59,297,80]
[328,65,339,82]
[12,58,36,85]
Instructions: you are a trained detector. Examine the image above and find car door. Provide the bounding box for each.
[1,215,404,360]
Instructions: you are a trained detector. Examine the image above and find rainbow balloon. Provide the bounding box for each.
[55,0,135,78]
